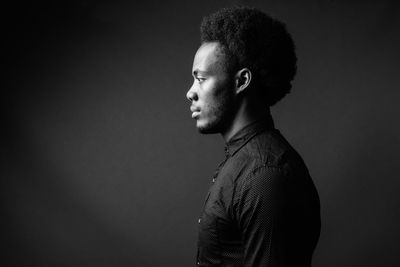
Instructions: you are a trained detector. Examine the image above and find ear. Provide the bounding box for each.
[234,68,252,95]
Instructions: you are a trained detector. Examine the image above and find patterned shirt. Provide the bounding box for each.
[196,117,320,266]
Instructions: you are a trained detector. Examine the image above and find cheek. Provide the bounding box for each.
[199,80,233,115]
[203,97,228,120]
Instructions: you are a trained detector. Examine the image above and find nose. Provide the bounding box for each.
[186,83,198,102]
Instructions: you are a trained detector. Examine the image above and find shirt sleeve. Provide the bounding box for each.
[233,165,282,266]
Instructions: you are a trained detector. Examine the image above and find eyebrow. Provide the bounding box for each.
[192,70,208,77]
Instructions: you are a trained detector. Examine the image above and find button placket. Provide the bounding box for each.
[211,148,230,184]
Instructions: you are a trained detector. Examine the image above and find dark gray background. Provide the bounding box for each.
[2,0,399,266]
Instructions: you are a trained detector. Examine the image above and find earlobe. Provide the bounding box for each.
[235,68,252,95]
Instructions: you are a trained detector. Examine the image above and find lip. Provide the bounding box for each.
[191,111,200,119]
[190,106,200,113]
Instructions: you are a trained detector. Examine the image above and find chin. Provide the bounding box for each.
[196,120,222,134]
[197,127,218,134]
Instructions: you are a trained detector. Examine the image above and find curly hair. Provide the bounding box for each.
[200,6,297,106]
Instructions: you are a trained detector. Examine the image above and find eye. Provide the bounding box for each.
[196,77,205,82]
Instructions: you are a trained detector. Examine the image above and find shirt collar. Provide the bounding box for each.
[224,114,275,157]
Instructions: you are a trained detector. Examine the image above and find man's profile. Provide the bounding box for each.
[186,6,321,266]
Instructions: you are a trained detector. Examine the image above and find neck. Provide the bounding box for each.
[221,98,271,142]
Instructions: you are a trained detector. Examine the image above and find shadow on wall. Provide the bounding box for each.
[1,111,150,266]
[312,104,400,267]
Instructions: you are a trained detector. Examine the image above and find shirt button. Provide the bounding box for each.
[198,218,201,223]
[212,178,215,183]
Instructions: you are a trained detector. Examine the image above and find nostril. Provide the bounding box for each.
[186,90,197,102]
[190,94,198,102]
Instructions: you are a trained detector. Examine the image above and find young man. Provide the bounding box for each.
[186,7,321,267]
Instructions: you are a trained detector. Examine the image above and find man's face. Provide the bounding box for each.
[186,42,236,134]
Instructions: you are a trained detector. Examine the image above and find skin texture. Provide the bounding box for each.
[186,42,237,136]
[187,41,262,141]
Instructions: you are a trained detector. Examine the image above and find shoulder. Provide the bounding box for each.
[231,129,314,197]
[220,128,311,193]
[239,129,305,170]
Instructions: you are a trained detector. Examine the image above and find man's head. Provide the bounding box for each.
[187,42,238,134]
[186,6,296,134]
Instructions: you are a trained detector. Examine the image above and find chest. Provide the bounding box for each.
[198,166,239,243]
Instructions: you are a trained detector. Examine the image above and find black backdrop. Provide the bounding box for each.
[2,0,400,266]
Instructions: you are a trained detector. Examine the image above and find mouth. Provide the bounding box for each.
[191,111,200,119]
[190,106,200,119]
[190,106,200,112]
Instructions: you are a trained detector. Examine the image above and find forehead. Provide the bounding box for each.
[192,42,227,73]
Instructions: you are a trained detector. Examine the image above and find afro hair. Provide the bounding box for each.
[200,6,297,106]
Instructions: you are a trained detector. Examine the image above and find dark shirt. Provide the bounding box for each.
[196,117,321,266]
